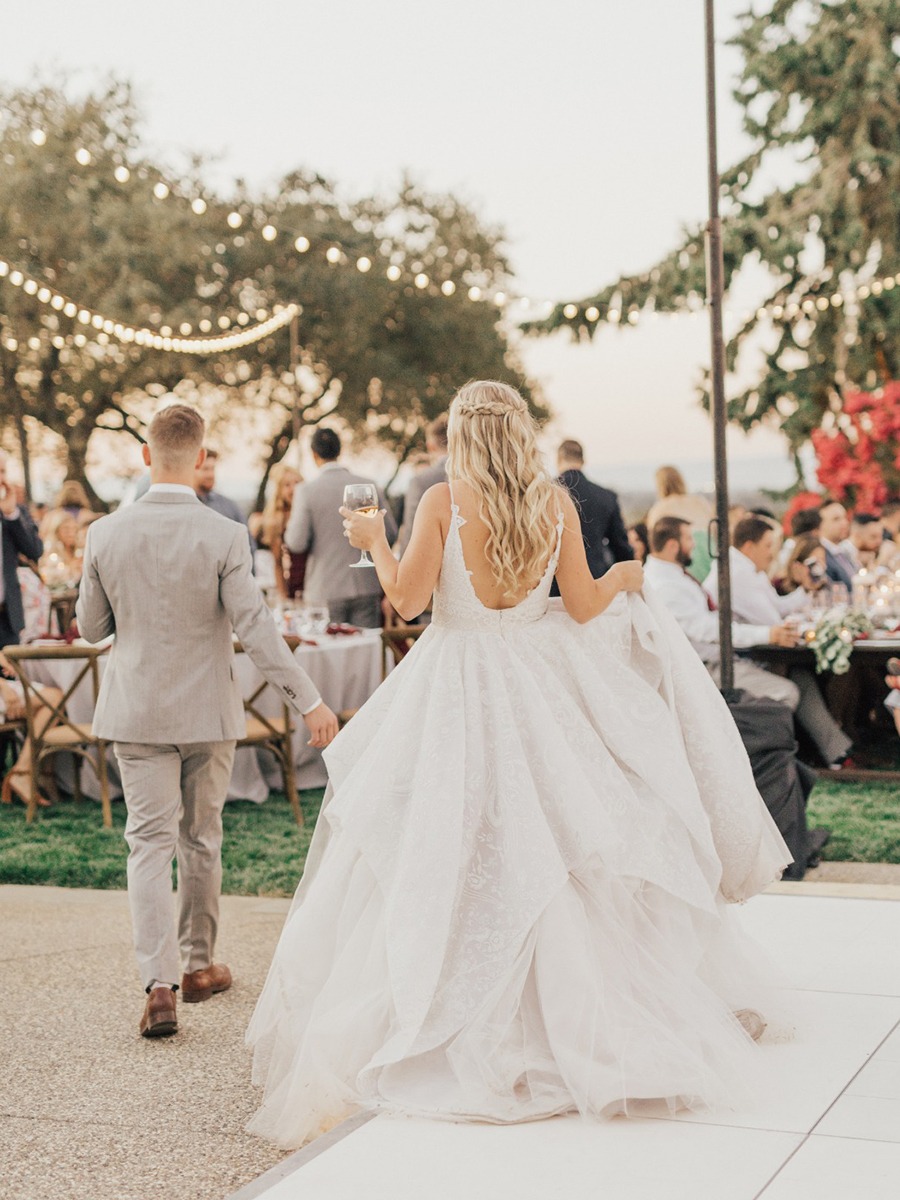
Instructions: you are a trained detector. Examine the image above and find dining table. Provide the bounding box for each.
[20,630,386,803]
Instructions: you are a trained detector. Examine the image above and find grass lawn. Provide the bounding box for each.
[0,778,896,895]
[0,790,325,896]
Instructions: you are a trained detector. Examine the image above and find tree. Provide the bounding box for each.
[0,82,542,502]
[528,0,899,477]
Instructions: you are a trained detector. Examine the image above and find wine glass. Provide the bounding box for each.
[343,483,379,568]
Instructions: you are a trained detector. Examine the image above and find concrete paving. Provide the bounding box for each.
[0,886,293,1200]
[3,873,900,1200]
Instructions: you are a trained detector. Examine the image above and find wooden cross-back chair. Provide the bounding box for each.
[2,643,112,826]
[233,637,304,827]
[381,624,428,679]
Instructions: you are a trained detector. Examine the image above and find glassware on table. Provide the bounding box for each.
[307,605,330,635]
[830,582,849,611]
[343,483,379,568]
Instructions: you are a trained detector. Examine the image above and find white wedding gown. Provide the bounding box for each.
[246,501,792,1148]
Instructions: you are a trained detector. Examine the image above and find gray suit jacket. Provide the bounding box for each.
[395,456,448,556]
[284,465,397,605]
[76,491,321,743]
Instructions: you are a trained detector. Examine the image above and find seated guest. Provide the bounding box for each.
[818,499,854,587]
[627,522,649,564]
[39,510,83,586]
[706,515,810,622]
[48,479,94,526]
[776,505,823,579]
[644,517,801,705]
[878,500,900,565]
[705,516,853,769]
[781,535,828,594]
[839,512,883,573]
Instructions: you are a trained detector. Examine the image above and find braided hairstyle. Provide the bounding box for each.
[447,380,563,598]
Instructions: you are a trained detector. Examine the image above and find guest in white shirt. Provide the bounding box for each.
[643,517,800,708]
[705,516,852,768]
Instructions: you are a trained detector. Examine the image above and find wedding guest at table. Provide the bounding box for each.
[644,517,800,701]
[705,515,853,769]
[39,510,83,586]
[0,651,64,808]
[646,464,714,582]
[627,522,649,564]
[395,414,449,556]
[818,499,854,587]
[284,427,397,628]
[878,501,900,565]
[553,439,632,587]
[0,451,43,649]
[195,449,255,557]
[255,463,307,601]
[776,506,823,578]
[780,535,828,595]
[839,513,884,573]
[51,479,94,525]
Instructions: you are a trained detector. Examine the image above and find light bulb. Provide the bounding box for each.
[9,271,23,286]
[414,273,429,289]
[30,129,47,146]
[294,236,309,252]
[37,287,51,303]
[64,302,77,318]
[51,294,64,310]
[386,264,401,281]
[114,165,130,183]
[75,148,91,166]
[180,323,192,335]
[153,182,170,200]
[23,279,38,295]
[585,306,600,321]
[326,246,341,263]
[227,211,242,229]
[563,304,578,319]
[191,198,207,215]
[468,286,482,301]
[441,280,456,296]
[357,257,372,272]
[262,224,277,241]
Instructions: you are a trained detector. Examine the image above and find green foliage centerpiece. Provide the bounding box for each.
[810,609,873,675]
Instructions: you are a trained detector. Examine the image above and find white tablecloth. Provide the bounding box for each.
[21,633,384,802]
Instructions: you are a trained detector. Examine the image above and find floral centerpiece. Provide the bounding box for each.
[810,609,873,675]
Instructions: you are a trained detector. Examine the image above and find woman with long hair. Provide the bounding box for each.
[247,381,790,1148]
[257,462,306,599]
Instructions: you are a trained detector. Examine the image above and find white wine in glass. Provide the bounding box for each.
[343,483,379,568]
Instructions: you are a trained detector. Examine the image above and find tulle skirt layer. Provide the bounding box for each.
[246,595,791,1148]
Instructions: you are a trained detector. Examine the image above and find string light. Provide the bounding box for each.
[261,224,277,241]
[0,258,299,356]
[294,236,310,253]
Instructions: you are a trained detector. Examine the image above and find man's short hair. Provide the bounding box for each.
[310,427,341,462]
[818,498,845,515]
[558,439,584,464]
[147,405,205,471]
[650,516,690,554]
[852,512,881,527]
[427,413,449,450]
[203,448,219,461]
[791,508,821,537]
[733,515,774,547]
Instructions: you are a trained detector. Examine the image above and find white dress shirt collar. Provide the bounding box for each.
[148,483,197,496]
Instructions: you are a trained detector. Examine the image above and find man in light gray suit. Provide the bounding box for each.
[395,413,448,556]
[77,405,338,1039]
[284,427,397,628]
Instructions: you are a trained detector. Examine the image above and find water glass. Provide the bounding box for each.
[308,605,330,635]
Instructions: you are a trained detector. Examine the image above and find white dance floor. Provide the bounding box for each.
[235,891,900,1200]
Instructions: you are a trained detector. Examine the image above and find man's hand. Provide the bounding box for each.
[769,623,800,647]
[303,702,340,749]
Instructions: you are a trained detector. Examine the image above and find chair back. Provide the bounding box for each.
[3,644,107,744]
[232,635,298,735]
[381,625,427,677]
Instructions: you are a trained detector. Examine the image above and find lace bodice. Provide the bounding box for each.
[431,500,565,632]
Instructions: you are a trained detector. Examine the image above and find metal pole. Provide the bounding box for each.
[704,0,735,694]
[289,311,301,446]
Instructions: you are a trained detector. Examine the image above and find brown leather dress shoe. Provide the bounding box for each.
[181,962,233,1004]
[140,986,178,1038]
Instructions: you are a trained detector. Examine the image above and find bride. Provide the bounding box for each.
[246,380,791,1148]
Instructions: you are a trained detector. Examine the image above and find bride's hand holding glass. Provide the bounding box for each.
[340,489,386,568]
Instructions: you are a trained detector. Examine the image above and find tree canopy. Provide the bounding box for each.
[530,0,899,478]
[0,80,542,501]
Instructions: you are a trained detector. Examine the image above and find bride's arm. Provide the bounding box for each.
[554,492,643,623]
[341,484,446,620]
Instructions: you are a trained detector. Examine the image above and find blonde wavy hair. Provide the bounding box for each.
[261,462,302,544]
[447,380,562,597]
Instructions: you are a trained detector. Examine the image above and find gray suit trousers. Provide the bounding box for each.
[115,740,236,989]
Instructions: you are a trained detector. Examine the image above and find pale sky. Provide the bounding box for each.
[2,1,791,473]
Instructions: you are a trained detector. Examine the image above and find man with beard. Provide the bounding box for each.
[644,516,799,700]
